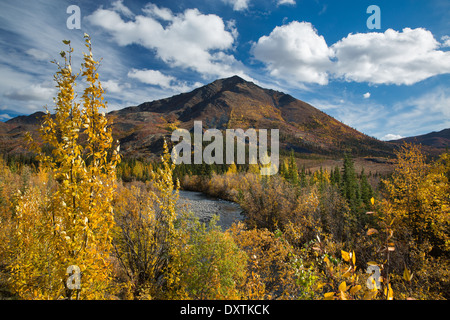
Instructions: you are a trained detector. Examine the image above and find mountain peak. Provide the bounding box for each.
[200,75,252,95]
[6,111,46,125]
[215,75,247,86]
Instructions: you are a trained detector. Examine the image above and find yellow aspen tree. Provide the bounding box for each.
[11,35,120,299]
[383,143,449,251]
[150,140,182,298]
[227,162,238,175]
[177,218,248,300]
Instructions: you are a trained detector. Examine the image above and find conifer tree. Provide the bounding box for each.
[359,168,373,209]
[299,165,307,187]
[341,154,360,213]
[331,166,341,186]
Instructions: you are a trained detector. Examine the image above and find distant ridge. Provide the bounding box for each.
[389,128,450,149]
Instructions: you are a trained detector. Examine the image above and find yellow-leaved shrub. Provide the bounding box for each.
[8,35,120,300]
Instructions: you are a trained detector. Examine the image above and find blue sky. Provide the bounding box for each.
[0,0,449,140]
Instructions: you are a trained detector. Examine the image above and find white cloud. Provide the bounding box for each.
[310,97,388,136]
[252,21,333,85]
[363,92,371,99]
[128,69,201,93]
[404,87,450,119]
[128,69,175,88]
[381,134,404,141]
[441,35,450,47]
[0,1,134,114]
[226,19,239,40]
[142,3,173,21]
[4,84,55,102]
[378,87,450,138]
[26,48,51,61]
[253,24,450,86]
[221,0,251,11]
[102,79,128,94]
[278,0,296,5]
[87,4,244,79]
[0,113,12,121]
[311,87,450,140]
[331,28,450,85]
[221,0,295,11]
[111,0,134,18]
[318,4,327,15]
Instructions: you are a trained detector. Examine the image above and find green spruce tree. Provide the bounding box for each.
[341,154,360,213]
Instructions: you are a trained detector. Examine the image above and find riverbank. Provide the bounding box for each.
[176,190,245,230]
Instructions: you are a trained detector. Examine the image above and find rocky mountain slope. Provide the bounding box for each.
[1,75,398,159]
[108,75,394,158]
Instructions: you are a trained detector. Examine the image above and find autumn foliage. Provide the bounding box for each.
[3,35,120,299]
[0,37,448,300]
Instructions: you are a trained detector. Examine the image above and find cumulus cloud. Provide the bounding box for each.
[102,79,128,94]
[363,92,371,99]
[331,28,450,85]
[252,21,333,85]
[87,3,244,79]
[253,24,450,86]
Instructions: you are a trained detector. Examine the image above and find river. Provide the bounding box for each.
[176,190,245,230]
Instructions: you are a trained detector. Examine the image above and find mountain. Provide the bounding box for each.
[0,111,47,155]
[1,75,395,159]
[109,76,395,158]
[389,128,450,150]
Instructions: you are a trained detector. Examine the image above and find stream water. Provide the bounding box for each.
[176,190,245,230]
